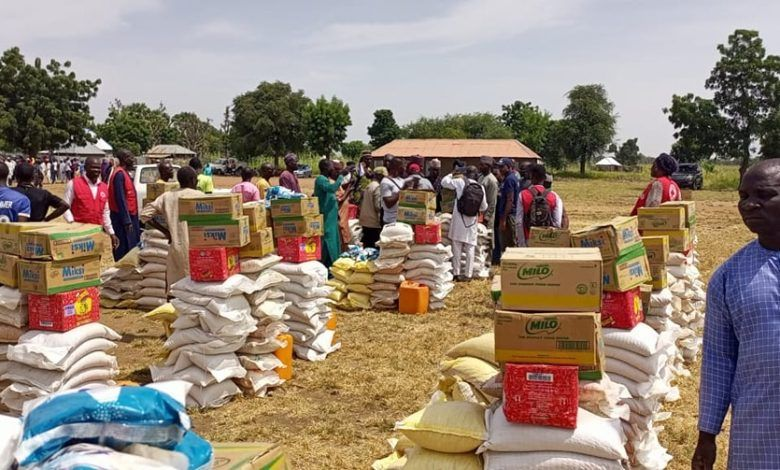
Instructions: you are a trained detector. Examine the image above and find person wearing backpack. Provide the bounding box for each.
[517,164,565,246]
[442,165,487,282]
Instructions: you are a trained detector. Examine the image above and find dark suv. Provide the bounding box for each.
[672,163,704,190]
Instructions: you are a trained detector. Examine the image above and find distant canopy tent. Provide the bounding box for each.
[595,157,623,171]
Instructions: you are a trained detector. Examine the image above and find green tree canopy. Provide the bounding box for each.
[96,101,177,155]
[303,96,351,159]
[614,137,643,168]
[171,112,222,157]
[403,113,512,139]
[0,47,100,155]
[540,119,574,170]
[500,101,552,152]
[229,81,310,166]
[341,140,369,161]
[664,94,727,162]
[368,109,401,148]
[562,84,617,175]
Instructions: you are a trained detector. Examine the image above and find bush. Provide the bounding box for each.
[704,165,740,191]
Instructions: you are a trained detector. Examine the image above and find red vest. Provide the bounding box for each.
[108,167,137,215]
[631,176,681,215]
[71,177,109,225]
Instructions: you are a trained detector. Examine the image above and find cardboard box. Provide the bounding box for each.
[503,363,579,429]
[28,287,100,332]
[441,188,456,213]
[494,310,605,380]
[399,190,437,210]
[188,216,251,248]
[642,235,670,290]
[638,206,686,230]
[147,181,179,201]
[528,227,572,248]
[189,247,240,282]
[243,202,267,232]
[272,215,324,238]
[601,288,644,329]
[19,224,105,261]
[240,227,275,258]
[648,264,668,290]
[0,253,19,287]
[603,245,652,292]
[639,284,652,315]
[179,194,243,222]
[17,256,102,295]
[212,442,287,470]
[571,216,643,260]
[277,236,321,263]
[500,248,602,312]
[397,205,436,226]
[270,198,319,218]
[680,189,694,201]
[661,201,697,227]
[414,222,442,244]
[0,223,56,256]
[641,228,691,254]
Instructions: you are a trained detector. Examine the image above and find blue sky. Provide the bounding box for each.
[2,0,779,157]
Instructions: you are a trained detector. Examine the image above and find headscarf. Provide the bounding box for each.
[428,159,441,169]
[655,153,679,177]
[284,153,298,166]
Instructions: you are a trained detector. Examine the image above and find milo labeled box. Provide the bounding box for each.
[17,256,102,295]
[0,223,55,256]
[603,244,652,292]
[147,181,179,201]
[398,190,436,210]
[270,198,319,218]
[494,310,605,380]
[397,205,436,226]
[661,201,697,227]
[188,216,251,247]
[638,206,686,230]
[19,223,105,261]
[641,228,691,254]
[243,202,267,232]
[240,227,275,258]
[0,253,19,287]
[571,216,642,260]
[500,248,602,312]
[272,215,324,238]
[179,193,242,222]
[528,227,572,248]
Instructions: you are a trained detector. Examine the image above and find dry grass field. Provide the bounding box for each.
[56,173,751,469]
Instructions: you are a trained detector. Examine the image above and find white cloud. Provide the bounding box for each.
[194,19,252,40]
[308,0,585,52]
[0,0,161,43]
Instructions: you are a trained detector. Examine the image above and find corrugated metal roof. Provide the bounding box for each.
[52,143,107,156]
[146,144,196,156]
[370,139,541,160]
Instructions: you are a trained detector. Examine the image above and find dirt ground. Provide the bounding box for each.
[80,175,750,469]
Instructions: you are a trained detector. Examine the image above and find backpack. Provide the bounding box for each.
[457,182,484,218]
[525,186,554,228]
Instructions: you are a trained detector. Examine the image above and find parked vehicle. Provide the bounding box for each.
[211,158,247,176]
[133,164,181,213]
[295,164,312,178]
[671,163,704,190]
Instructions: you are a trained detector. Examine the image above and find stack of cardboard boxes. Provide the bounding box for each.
[397,190,440,243]
[270,198,322,263]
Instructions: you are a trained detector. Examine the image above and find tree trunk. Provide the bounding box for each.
[274,155,280,168]
[580,156,586,175]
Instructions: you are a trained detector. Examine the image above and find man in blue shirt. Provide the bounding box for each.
[0,162,31,222]
[496,158,519,252]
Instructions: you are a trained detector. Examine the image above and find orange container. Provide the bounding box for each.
[274,333,293,381]
[399,281,429,315]
[326,314,337,330]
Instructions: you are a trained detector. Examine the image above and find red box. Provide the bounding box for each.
[503,363,579,429]
[601,287,644,329]
[28,287,101,332]
[189,247,240,282]
[277,236,321,263]
[414,222,442,244]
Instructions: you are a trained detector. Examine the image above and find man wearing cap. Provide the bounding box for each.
[426,159,443,211]
[406,163,434,191]
[478,156,499,259]
[359,166,386,248]
[496,158,520,252]
[279,153,301,193]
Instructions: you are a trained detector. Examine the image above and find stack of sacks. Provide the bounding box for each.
[1,323,120,414]
[371,223,413,310]
[404,243,453,310]
[0,286,26,410]
[440,214,492,279]
[99,248,142,309]
[272,261,340,362]
[136,229,171,310]
[12,381,212,469]
[666,252,706,363]
[602,323,679,469]
[152,274,263,408]
[327,247,378,310]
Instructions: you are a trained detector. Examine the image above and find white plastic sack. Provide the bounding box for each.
[270,261,328,284]
[239,254,282,274]
[483,451,625,470]
[187,380,241,409]
[8,325,120,370]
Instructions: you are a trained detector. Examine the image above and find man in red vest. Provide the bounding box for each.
[109,149,140,261]
[63,155,119,249]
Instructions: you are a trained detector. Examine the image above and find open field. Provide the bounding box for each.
[57,175,751,469]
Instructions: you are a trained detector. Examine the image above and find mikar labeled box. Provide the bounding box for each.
[270,198,319,218]
[571,216,643,260]
[272,215,324,238]
[19,223,105,261]
[17,257,102,295]
[179,194,243,222]
[188,216,251,247]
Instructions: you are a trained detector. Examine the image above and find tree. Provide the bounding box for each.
[760,108,780,157]
[367,109,401,148]
[500,101,552,152]
[403,113,512,139]
[541,119,574,170]
[664,94,728,162]
[562,84,617,175]
[96,101,177,155]
[303,95,351,158]
[341,140,369,161]
[706,29,780,176]
[615,138,642,168]
[220,106,231,159]
[230,81,310,166]
[0,47,100,155]
[171,112,221,157]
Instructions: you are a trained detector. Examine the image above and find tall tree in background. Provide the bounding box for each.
[500,101,552,152]
[230,81,310,167]
[0,47,100,155]
[614,138,643,168]
[403,113,512,139]
[760,108,780,157]
[304,95,351,159]
[664,94,727,162]
[96,101,177,155]
[171,112,221,157]
[541,119,574,170]
[341,140,369,161]
[562,84,617,175]
[367,109,401,148]
[220,106,231,159]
